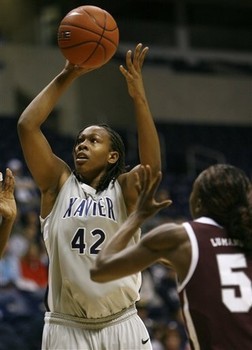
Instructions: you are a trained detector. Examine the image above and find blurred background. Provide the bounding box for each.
[0,1,252,349]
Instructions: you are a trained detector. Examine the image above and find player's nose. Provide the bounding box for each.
[78,140,89,150]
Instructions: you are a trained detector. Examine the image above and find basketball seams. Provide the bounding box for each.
[86,9,107,64]
[62,40,117,50]
[62,41,117,49]
[74,8,105,66]
[59,23,118,48]
[62,40,116,67]
[60,20,118,33]
[84,8,105,30]
[84,8,118,32]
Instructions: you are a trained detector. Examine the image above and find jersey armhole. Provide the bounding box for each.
[177,222,199,292]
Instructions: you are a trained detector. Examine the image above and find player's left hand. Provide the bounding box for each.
[0,168,17,220]
[134,165,172,220]
[120,43,149,98]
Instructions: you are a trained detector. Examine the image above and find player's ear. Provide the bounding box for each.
[108,151,119,164]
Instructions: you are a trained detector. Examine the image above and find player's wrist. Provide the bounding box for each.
[128,211,146,227]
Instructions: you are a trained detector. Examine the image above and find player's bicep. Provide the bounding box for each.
[141,224,188,261]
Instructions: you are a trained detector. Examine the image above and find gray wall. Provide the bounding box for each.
[1,45,252,137]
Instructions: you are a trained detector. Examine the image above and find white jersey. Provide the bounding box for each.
[40,173,142,319]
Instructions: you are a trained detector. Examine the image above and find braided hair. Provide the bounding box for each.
[74,123,126,193]
[197,164,252,254]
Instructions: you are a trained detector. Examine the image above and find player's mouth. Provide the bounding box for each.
[76,152,89,164]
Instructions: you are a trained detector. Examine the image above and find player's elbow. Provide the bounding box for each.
[18,112,29,128]
[17,111,42,135]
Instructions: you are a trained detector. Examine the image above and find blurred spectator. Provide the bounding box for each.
[162,322,186,350]
[0,242,32,320]
[0,235,45,350]
[150,322,167,350]
[9,209,41,259]
[155,268,181,322]
[164,321,191,350]
[140,268,164,308]
[136,300,155,335]
[20,241,48,290]
[0,243,21,287]
[6,158,40,213]
[7,208,48,294]
[21,209,40,230]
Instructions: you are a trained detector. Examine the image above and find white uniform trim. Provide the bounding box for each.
[181,290,200,350]
[179,217,221,293]
[178,222,199,293]
[194,216,222,227]
[44,305,137,330]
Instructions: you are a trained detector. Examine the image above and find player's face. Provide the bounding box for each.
[73,125,118,182]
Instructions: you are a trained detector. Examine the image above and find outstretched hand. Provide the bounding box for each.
[120,43,149,98]
[0,168,17,220]
[134,165,172,221]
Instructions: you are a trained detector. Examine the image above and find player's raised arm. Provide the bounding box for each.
[120,44,161,174]
[17,62,95,217]
[118,44,162,213]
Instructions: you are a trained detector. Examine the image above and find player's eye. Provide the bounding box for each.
[91,138,97,143]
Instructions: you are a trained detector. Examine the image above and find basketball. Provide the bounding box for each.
[57,5,119,68]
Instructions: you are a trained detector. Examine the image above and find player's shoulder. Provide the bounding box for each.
[146,222,187,246]
[160,222,186,235]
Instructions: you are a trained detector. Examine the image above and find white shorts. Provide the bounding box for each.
[41,305,152,350]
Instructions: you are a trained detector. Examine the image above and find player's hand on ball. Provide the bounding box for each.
[64,60,98,76]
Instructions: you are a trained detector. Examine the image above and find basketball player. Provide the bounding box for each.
[91,164,252,349]
[17,44,159,349]
[0,168,17,257]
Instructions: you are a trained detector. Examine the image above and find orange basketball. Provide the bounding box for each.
[57,5,119,68]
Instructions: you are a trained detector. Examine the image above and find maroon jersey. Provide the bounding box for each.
[178,217,252,350]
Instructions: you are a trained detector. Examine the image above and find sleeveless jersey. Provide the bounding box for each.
[40,173,141,319]
[179,217,252,350]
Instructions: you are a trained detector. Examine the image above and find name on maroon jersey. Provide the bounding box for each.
[210,237,242,247]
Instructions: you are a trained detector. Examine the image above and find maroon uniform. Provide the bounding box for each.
[178,217,252,350]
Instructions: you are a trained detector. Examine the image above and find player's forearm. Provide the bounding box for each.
[133,94,161,172]
[91,213,143,282]
[96,212,142,265]
[18,69,77,130]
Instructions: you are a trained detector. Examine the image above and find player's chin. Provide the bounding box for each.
[73,160,82,172]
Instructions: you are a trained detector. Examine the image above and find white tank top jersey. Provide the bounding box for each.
[40,173,142,319]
